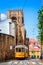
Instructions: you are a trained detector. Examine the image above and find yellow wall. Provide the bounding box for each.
[29,51,41,58]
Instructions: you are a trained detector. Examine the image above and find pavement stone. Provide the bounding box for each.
[0,59,43,65]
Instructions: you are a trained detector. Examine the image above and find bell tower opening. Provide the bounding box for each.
[11,17,17,22]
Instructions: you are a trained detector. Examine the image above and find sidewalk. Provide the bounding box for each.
[40,59,43,64]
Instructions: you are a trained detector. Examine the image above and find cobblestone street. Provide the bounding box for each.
[0,59,43,65]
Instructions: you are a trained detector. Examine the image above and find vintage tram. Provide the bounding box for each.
[14,45,28,59]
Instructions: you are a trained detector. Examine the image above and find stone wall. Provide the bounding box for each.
[0,33,14,60]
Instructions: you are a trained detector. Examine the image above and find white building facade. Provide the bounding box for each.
[0,18,15,36]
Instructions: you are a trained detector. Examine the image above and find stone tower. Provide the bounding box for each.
[7,10,26,45]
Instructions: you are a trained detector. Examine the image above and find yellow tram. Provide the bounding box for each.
[14,45,28,59]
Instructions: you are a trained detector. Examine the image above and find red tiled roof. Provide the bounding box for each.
[29,45,41,51]
[29,38,41,51]
[29,38,36,43]
[29,44,34,51]
[29,43,41,51]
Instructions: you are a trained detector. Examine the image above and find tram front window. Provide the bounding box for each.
[16,48,19,52]
[19,48,21,52]
[16,48,21,52]
[16,48,25,52]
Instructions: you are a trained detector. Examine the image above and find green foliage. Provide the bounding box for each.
[38,6,43,45]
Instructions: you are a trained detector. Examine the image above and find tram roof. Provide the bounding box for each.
[15,45,28,49]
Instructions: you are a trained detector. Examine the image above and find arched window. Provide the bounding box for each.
[11,17,17,21]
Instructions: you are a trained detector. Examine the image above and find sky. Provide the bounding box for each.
[0,0,42,40]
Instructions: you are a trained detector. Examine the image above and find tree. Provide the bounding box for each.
[38,6,43,45]
[38,6,43,59]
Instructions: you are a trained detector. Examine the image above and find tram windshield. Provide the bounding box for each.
[15,45,28,52]
[16,48,25,52]
[22,48,25,52]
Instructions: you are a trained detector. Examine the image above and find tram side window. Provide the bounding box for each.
[16,48,19,52]
[22,48,25,52]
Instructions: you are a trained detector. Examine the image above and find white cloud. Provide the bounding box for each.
[0,13,7,21]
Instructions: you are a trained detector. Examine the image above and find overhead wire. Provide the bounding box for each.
[22,0,27,11]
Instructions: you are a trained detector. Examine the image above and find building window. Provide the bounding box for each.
[37,56,39,58]
[32,51,33,53]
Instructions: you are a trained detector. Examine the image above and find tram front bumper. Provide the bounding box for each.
[15,52,25,58]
